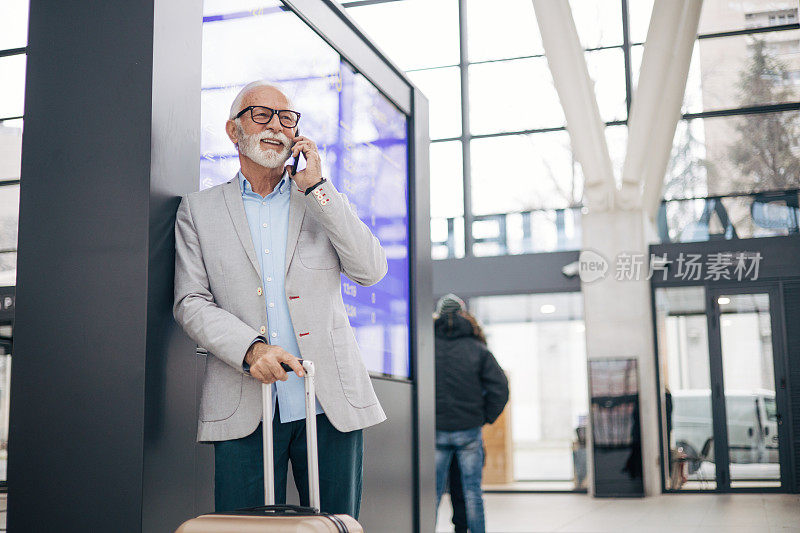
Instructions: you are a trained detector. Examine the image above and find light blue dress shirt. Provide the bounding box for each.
[238,170,324,423]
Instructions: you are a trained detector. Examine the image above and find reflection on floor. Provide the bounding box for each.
[484,481,583,492]
[674,461,782,490]
[436,492,800,532]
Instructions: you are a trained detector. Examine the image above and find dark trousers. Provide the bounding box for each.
[449,457,468,533]
[213,403,363,517]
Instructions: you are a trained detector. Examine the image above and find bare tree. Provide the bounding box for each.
[729,39,800,192]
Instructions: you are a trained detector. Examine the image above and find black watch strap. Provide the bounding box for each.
[304,178,327,195]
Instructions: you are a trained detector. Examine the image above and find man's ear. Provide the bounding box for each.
[225,119,239,145]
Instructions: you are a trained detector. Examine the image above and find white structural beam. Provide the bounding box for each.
[619,0,703,215]
[532,0,616,213]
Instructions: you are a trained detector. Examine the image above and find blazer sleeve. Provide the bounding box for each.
[303,179,388,287]
[172,196,263,373]
[480,346,509,425]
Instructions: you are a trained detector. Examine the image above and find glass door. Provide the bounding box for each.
[707,286,789,490]
[655,287,717,491]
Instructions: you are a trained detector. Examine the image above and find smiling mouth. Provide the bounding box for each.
[260,139,284,148]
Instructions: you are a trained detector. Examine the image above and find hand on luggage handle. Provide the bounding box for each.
[280,360,303,373]
[262,359,320,512]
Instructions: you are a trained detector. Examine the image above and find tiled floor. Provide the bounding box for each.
[1,492,798,532]
[436,492,800,533]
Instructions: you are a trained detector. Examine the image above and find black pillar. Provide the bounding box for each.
[8,1,211,531]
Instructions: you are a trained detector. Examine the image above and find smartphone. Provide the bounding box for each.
[291,128,303,175]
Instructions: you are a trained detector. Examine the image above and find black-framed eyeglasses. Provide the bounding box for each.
[234,105,301,128]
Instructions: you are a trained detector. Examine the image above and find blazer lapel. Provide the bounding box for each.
[222,177,261,276]
[285,183,306,274]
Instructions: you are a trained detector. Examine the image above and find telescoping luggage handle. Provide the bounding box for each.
[262,359,320,512]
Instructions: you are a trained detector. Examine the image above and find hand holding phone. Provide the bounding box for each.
[290,128,303,176]
[287,130,323,191]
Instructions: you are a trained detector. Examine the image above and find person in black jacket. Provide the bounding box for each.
[434,294,509,533]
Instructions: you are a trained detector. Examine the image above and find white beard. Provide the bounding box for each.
[236,124,291,169]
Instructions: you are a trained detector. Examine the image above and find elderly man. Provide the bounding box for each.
[173,80,387,516]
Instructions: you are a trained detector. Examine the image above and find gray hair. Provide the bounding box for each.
[229,80,293,119]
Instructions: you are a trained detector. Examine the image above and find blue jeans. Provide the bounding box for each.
[436,427,486,533]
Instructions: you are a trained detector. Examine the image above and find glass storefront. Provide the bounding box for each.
[471,292,588,490]
[655,285,788,491]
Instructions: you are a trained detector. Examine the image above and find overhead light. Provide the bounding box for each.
[718,297,731,305]
[540,304,556,314]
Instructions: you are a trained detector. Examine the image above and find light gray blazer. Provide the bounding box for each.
[173,174,388,442]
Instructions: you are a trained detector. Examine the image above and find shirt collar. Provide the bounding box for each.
[238,169,290,196]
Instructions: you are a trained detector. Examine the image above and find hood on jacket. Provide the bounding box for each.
[434,313,474,339]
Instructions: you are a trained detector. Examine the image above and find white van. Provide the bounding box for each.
[669,389,778,469]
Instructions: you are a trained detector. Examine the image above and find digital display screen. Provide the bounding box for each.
[200,1,411,378]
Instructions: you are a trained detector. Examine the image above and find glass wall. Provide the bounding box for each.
[201,1,411,378]
[345,0,627,258]
[346,0,800,256]
[0,0,28,486]
[470,292,588,490]
[632,0,800,200]
[649,0,800,244]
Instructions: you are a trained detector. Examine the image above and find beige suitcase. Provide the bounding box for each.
[176,361,364,532]
[175,507,363,532]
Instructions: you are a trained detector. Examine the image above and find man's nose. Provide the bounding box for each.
[263,112,282,132]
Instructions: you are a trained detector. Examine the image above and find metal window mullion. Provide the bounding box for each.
[621,0,633,118]
[404,43,626,74]
[431,119,629,144]
[0,47,26,58]
[697,22,799,40]
[458,0,473,257]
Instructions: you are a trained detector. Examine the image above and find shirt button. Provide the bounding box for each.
[269,302,275,308]
[267,277,272,282]
[262,223,268,228]
[259,326,266,334]
[257,287,263,295]
[264,249,270,254]
[271,332,277,338]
